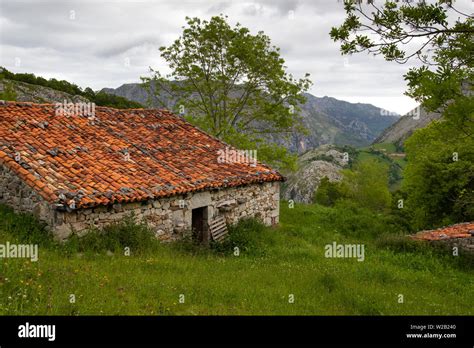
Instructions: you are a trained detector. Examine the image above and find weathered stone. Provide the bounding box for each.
[64,213,77,223]
[155,229,165,239]
[189,191,212,209]
[217,199,237,208]
[53,223,73,240]
[98,212,108,220]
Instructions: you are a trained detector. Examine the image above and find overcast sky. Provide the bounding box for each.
[0,0,471,114]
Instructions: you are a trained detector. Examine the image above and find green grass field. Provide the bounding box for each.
[0,203,472,315]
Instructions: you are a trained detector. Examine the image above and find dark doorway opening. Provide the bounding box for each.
[192,207,208,243]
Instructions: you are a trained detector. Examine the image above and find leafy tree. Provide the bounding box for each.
[330,0,473,116]
[403,116,474,229]
[314,177,346,206]
[143,15,312,169]
[83,87,96,99]
[341,158,391,212]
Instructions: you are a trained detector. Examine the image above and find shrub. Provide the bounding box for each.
[172,231,210,255]
[306,154,336,164]
[388,190,414,233]
[0,204,53,246]
[318,201,404,238]
[211,218,268,256]
[341,158,392,212]
[314,177,346,206]
[64,215,157,255]
[0,81,18,101]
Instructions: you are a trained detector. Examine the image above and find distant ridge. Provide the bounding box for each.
[373,106,441,147]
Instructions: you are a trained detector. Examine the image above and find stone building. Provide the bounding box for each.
[0,101,283,241]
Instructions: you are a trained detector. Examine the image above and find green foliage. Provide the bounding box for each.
[331,1,469,63]
[306,153,336,164]
[404,24,473,114]
[375,234,427,253]
[314,177,346,207]
[211,218,269,256]
[219,129,298,170]
[318,200,405,238]
[0,67,142,109]
[0,67,83,95]
[64,215,158,255]
[388,190,414,233]
[143,15,312,169]
[0,80,18,101]
[331,1,473,122]
[91,91,143,109]
[402,117,474,230]
[365,142,397,154]
[340,158,392,212]
[174,218,270,257]
[0,205,52,246]
[314,155,393,213]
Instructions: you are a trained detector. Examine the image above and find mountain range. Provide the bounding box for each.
[374,106,441,147]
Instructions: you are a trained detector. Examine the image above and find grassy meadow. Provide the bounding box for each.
[0,201,472,316]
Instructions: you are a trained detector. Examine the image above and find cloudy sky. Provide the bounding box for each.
[0,0,471,114]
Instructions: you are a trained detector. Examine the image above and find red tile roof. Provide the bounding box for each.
[410,222,474,241]
[0,101,283,209]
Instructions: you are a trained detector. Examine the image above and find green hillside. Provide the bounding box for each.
[0,67,142,109]
[357,142,407,190]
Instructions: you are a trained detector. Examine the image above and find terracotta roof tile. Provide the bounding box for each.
[410,222,474,241]
[0,101,283,209]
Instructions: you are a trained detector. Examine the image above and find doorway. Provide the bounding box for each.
[192,207,208,243]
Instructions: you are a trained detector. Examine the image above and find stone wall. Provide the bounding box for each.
[0,164,280,241]
[0,165,55,224]
[53,181,280,241]
[429,237,474,256]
